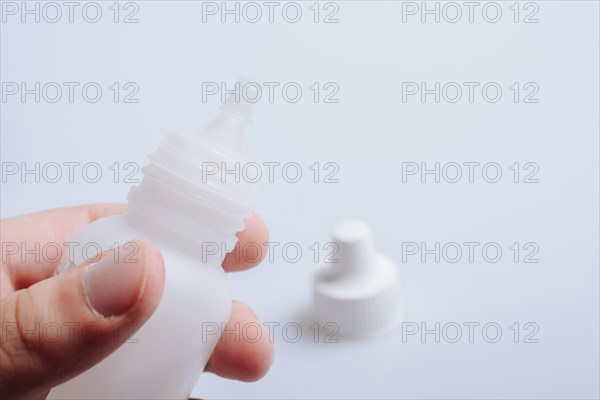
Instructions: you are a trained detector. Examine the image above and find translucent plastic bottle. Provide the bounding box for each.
[48,87,257,399]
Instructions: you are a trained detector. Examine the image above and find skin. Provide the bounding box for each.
[0,204,274,399]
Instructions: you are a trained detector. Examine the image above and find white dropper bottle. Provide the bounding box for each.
[48,81,257,399]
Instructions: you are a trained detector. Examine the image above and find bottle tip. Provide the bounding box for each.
[222,76,257,123]
[200,77,256,154]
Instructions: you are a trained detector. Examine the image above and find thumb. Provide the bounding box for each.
[0,238,165,399]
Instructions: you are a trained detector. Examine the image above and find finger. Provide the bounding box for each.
[1,205,266,288]
[204,301,275,382]
[0,238,165,399]
[222,213,269,273]
[1,204,125,289]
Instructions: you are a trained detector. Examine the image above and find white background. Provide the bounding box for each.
[1,1,599,398]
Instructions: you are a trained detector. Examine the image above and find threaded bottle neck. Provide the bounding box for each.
[125,124,255,261]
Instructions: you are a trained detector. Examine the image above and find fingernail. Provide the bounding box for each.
[83,247,146,317]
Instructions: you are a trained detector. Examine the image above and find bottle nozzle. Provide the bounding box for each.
[222,77,257,123]
[200,77,256,154]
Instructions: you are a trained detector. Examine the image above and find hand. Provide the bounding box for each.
[0,204,274,399]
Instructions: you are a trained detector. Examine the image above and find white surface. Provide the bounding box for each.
[1,1,599,399]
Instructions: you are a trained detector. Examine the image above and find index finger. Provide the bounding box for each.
[1,205,269,290]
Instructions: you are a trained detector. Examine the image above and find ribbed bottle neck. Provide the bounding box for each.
[125,128,255,262]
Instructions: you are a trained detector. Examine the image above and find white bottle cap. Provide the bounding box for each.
[313,221,402,338]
